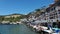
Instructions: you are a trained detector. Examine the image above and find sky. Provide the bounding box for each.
[0,0,54,15]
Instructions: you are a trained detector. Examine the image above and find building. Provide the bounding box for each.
[28,0,60,23]
[37,0,60,23]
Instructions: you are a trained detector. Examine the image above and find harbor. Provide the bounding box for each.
[0,0,60,34]
[21,0,60,34]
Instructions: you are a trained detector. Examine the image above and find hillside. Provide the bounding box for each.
[27,8,46,18]
[0,13,25,22]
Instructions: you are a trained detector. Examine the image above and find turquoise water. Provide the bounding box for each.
[0,24,39,34]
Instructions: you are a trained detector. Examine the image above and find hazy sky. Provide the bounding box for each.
[0,0,54,15]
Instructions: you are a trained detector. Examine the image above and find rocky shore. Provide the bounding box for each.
[0,21,22,25]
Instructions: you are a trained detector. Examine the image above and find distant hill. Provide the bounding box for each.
[0,13,26,22]
[4,13,23,18]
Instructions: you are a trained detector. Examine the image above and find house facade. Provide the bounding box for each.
[38,0,60,22]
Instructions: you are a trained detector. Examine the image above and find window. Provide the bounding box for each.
[58,10,60,11]
[55,13,57,15]
[51,7,55,11]
[51,8,53,11]
[59,12,60,14]
[54,7,55,10]
[58,10,60,14]
[57,22,60,28]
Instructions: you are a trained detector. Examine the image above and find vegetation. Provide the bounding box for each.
[0,16,4,22]
[26,6,46,18]
[0,14,25,22]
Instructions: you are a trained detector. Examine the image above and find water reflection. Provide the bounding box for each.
[0,24,38,34]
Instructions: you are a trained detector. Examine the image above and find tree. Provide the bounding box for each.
[35,9,41,12]
[35,9,41,17]
[0,16,4,22]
